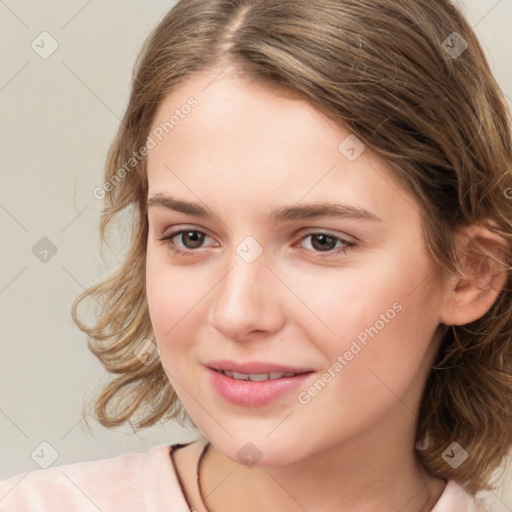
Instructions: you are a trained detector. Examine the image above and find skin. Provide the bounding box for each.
[144,67,499,511]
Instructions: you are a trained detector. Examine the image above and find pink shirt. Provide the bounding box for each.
[0,443,486,511]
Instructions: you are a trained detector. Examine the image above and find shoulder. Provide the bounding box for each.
[0,443,187,512]
[432,480,488,512]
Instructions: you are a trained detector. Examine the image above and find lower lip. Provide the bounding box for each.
[208,367,313,407]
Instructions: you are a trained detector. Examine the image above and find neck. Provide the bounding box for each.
[197,404,446,512]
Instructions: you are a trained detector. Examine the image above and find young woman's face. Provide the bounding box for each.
[145,69,448,465]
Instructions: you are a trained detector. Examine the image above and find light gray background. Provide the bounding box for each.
[1,0,511,509]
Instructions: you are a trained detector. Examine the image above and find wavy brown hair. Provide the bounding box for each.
[73,0,512,493]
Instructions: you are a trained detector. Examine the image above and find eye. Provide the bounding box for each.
[158,228,213,256]
[298,232,355,255]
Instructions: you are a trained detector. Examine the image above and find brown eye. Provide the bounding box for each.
[310,234,337,252]
[159,229,212,255]
[178,231,206,249]
[298,232,355,255]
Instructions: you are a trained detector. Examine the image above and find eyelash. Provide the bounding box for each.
[158,228,356,258]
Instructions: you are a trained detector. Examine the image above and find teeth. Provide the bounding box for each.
[232,371,249,380]
[222,370,298,381]
[248,373,268,381]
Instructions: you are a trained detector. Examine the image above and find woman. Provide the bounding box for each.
[2,1,511,510]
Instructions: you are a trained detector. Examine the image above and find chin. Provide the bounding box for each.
[209,435,306,468]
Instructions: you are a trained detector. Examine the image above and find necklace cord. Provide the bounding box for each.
[194,441,211,512]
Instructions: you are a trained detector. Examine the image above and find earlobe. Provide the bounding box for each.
[440,221,509,326]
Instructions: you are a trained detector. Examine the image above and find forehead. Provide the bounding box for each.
[146,70,420,226]
[149,69,340,163]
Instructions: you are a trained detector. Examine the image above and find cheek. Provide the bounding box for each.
[308,260,441,409]
[145,249,217,362]
[301,246,442,399]
[146,252,191,348]
[293,246,439,350]
[293,286,441,445]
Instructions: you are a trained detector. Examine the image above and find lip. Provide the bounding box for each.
[206,359,313,374]
[206,361,314,407]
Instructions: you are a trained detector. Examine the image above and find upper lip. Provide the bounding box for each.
[207,359,313,374]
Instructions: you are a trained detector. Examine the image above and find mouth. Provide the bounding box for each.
[206,360,315,407]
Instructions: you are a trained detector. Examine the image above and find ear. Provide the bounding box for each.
[440,221,509,326]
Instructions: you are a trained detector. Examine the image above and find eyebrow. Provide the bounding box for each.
[147,194,382,223]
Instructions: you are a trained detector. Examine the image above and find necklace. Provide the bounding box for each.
[188,441,211,512]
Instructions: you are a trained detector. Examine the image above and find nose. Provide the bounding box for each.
[207,247,286,342]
